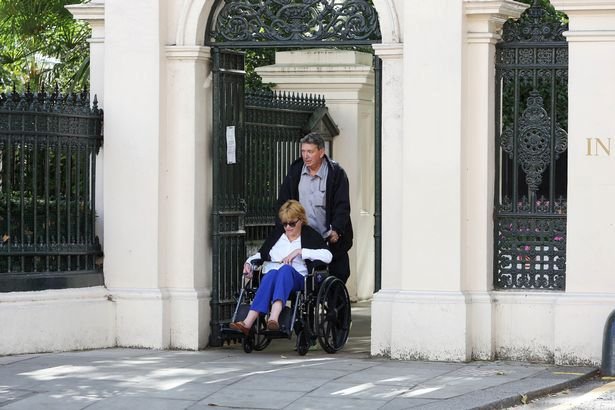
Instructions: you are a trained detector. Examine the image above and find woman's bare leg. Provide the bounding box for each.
[269,300,283,323]
[243,310,259,328]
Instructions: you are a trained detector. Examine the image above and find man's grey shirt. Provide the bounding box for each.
[298,162,329,238]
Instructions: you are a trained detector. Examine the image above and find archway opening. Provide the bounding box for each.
[204,0,383,351]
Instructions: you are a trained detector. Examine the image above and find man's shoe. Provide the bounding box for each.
[230,321,251,336]
[267,320,279,331]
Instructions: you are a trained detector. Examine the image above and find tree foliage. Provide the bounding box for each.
[516,0,568,22]
[245,48,276,92]
[0,0,89,92]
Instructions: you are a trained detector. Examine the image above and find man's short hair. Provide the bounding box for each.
[300,132,325,149]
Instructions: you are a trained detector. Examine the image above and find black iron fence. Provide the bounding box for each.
[0,88,104,292]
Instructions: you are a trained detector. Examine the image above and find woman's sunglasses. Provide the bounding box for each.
[282,220,298,228]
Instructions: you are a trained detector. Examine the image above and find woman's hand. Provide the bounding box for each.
[243,262,253,279]
[282,249,302,265]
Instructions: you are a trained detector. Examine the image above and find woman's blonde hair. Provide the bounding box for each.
[279,200,308,226]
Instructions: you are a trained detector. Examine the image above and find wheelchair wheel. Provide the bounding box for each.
[253,316,271,351]
[296,330,309,356]
[242,337,254,353]
[315,276,351,353]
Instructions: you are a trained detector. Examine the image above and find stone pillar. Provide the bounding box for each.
[101,0,168,348]
[370,42,403,357]
[369,0,469,361]
[256,50,375,302]
[163,46,213,349]
[550,0,615,364]
[463,0,526,360]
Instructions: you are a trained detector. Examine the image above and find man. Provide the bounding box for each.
[277,132,353,283]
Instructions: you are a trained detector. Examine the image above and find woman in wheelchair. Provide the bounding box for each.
[230,200,332,335]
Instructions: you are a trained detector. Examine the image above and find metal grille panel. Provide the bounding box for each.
[494,2,568,290]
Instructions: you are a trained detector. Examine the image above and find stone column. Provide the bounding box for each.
[163,46,213,349]
[550,0,615,364]
[256,50,375,302]
[370,42,404,357]
[370,0,469,361]
[463,0,526,360]
[101,0,168,348]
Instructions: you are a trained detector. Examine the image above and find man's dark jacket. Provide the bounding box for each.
[277,155,353,282]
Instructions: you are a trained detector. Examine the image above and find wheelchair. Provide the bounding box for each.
[221,260,351,355]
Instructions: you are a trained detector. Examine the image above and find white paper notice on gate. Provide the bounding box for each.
[226,126,236,164]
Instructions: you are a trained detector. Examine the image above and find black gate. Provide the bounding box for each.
[210,49,246,345]
[494,2,568,290]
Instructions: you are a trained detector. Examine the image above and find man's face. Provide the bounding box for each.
[301,143,325,171]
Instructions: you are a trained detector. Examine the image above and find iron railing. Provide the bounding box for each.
[0,88,103,292]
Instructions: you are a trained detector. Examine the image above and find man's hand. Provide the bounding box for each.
[328,230,340,244]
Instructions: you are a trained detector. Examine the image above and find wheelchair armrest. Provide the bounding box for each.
[310,260,329,273]
[250,259,263,270]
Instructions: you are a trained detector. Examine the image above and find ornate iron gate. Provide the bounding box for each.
[210,49,247,345]
[494,2,568,290]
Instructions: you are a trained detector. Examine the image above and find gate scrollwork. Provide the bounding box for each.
[500,91,567,192]
[207,0,381,45]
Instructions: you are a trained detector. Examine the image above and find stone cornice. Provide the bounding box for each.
[564,30,615,42]
[465,1,527,37]
[372,43,403,60]
[165,46,211,61]
[467,32,502,44]
[551,0,615,12]
[65,3,104,22]
[464,0,528,20]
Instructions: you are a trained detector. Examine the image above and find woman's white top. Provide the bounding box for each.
[246,233,332,277]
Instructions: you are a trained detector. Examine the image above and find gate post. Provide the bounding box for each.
[464,0,526,360]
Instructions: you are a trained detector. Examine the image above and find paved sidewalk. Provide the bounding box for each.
[0,303,598,409]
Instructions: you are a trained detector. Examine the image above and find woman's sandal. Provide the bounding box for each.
[267,320,279,331]
[230,321,251,336]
